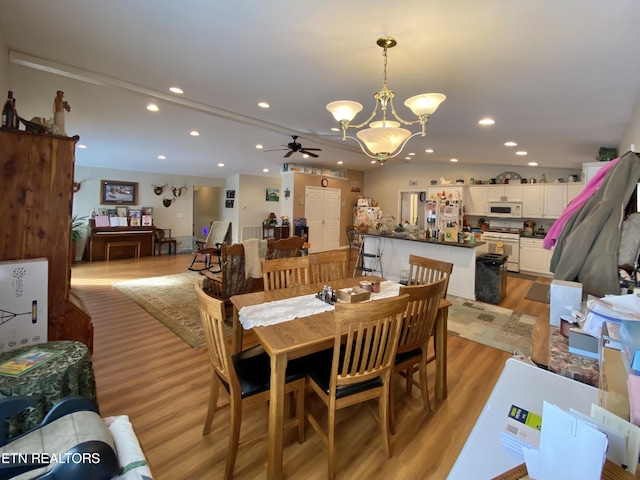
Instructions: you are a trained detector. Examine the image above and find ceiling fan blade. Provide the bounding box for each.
[283,150,294,158]
[263,148,289,152]
[302,147,322,151]
[300,150,319,158]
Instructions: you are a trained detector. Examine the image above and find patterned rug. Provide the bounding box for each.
[447,296,536,356]
[114,271,206,349]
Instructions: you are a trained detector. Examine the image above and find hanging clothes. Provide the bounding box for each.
[550,151,640,297]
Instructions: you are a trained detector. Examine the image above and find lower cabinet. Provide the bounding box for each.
[519,237,553,276]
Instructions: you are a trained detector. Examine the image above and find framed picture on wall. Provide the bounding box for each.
[266,188,279,202]
[225,199,234,208]
[226,189,236,199]
[100,180,138,205]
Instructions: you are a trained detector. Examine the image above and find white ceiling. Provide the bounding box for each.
[2,1,640,179]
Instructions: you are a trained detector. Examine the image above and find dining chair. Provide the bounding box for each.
[308,250,348,284]
[200,242,255,318]
[261,256,310,291]
[390,278,447,434]
[266,235,305,259]
[406,254,453,372]
[301,294,409,480]
[194,280,306,480]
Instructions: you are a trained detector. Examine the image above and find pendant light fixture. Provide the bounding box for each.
[326,36,445,165]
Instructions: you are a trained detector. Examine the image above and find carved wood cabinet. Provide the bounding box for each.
[0,130,93,351]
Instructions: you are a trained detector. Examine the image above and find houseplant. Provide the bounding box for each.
[71,215,87,263]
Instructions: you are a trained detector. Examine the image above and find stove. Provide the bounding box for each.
[481,220,522,272]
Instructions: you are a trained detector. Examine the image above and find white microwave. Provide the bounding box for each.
[487,202,522,218]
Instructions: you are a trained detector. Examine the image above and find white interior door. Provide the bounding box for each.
[305,186,341,253]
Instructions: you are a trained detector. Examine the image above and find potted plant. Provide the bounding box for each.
[70,215,87,264]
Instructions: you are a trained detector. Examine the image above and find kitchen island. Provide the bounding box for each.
[362,232,488,300]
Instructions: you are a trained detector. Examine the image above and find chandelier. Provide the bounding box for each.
[326,36,445,165]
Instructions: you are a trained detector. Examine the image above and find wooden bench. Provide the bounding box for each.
[106,241,141,261]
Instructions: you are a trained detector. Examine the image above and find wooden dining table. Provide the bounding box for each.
[230,275,451,480]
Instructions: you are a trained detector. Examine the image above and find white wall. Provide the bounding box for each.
[0,23,8,95]
[72,165,225,256]
[364,162,581,222]
[619,91,640,154]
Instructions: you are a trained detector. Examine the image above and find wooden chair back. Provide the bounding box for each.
[407,254,453,298]
[331,294,409,393]
[397,279,447,356]
[309,250,347,283]
[267,235,305,259]
[194,280,238,393]
[261,256,310,291]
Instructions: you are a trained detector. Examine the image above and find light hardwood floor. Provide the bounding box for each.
[71,253,549,480]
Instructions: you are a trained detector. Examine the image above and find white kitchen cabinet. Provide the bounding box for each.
[466,186,488,215]
[567,183,583,205]
[583,161,605,184]
[519,237,553,276]
[543,185,567,219]
[522,185,544,218]
[487,185,523,202]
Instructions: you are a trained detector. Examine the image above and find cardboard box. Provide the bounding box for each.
[0,258,48,353]
[336,287,370,303]
[550,280,583,327]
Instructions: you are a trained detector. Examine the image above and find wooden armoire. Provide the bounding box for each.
[0,129,93,351]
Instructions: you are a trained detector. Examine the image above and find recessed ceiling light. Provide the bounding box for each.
[478,118,495,126]
[337,161,343,165]
[157,155,166,160]
[218,163,224,167]
[169,87,184,94]
[263,168,269,172]
[302,154,309,159]
[77,144,87,149]
[408,152,415,156]
[528,162,538,166]
[331,127,340,132]
[258,102,270,109]
[425,149,434,153]
[371,160,377,164]
[146,103,159,112]
[404,157,411,160]
[504,141,517,147]
[256,144,263,149]
[190,130,200,136]
[516,151,528,156]
[450,158,458,162]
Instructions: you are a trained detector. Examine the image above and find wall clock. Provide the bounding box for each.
[321,177,328,188]
[419,191,427,202]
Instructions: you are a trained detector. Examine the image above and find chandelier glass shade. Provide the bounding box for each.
[326,36,445,165]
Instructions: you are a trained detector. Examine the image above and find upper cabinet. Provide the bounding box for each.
[466,186,488,215]
[487,185,523,202]
[522,185,544,218]
[582,162,606,185]
[543,185,568,219]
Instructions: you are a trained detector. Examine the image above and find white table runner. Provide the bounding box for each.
[239,280,401,329]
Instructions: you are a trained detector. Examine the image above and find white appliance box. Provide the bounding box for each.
[0,258,48,352]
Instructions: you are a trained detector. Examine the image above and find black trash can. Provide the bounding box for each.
[476,253,508,304]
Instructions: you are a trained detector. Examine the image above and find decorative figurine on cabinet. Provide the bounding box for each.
[53,90,71,136]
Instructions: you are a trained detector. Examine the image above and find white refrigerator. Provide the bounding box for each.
[353,206,381,229]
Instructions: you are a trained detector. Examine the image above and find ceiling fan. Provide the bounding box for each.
[263,135,322,158]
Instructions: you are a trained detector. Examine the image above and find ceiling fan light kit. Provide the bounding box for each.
[327,36,445,165]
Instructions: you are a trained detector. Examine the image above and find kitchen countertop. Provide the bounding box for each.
[364,231,486,249]
[520,233,547,239]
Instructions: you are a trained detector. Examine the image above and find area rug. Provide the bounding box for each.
[114,272,206,349]
[524,283,550,304]
[447,297,536,356]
